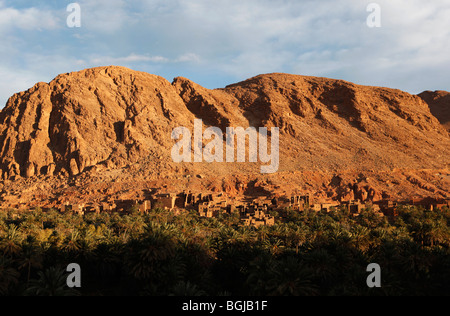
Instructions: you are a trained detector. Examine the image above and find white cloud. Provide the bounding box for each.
[76,0,135,33]
[174,53,201,63]
[181,0,450,92]
[0,66,43,107]
[0,53,93,108]
[2,0,450,107]
[0,49,204,107]
[90,53,169,65]
[88,53,203,66]
[0,6,61,32]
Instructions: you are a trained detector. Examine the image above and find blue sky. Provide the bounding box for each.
[1,0,450,108]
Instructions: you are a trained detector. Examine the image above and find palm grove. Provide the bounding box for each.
[0,204,450,296]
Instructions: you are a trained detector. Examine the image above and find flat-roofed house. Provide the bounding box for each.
[139,200,152,214]
[154,194,176,210]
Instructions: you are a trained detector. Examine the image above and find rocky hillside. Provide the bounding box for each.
[0,66,448,207]
[0,67,196,179]
[419,90,450,132]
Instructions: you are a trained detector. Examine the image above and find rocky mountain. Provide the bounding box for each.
[0,66,448,208]
[0,67,198,180]
[418,90,450,132]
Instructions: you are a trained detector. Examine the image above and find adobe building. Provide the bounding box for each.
[115,199,139,213]
[198,202,212,217]
[290,195,311,211]
[341,200,365,215]
[198,200,228,218]
[242,210,275,227]
[153,193,176,210]
[272,195,291,209]
[308,202,339,213]
[320,203,340,213]
[186,192,198,205]
[378,200,399,218]
[139,200,152,214]
[418,197,450,211]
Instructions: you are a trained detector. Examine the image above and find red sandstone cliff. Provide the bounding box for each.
[0,66,448,207]
[419,90,450,132]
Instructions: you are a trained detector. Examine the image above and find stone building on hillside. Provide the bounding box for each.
[290,195,311,211]
[139,200,152,214]
[153,193,176,210]
[242,210,275,227]
[341,200,365,215]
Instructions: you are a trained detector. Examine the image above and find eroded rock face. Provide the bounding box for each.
[0,66,448,207]
[418,90,450,132]
[0,66,196,179]
[173,73,449,173]
[218,74,449,172]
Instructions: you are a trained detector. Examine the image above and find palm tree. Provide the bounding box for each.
[124,230,176,281]
[0,257,19,295]
[91,242,122,280]
[350,225,371,251]
[63,231,81,253]
[17,242,43,284]
[266,256,318,296]
[282,226,307,253]
[169,281,206,296]
[257,225,270,243]
[426,220,449,247]
[0,225,23,257]
[25,266,80,296]
[304,248,337,286]
[246,253,274,295]
[236,227,257,244]
[262,238,284,256]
